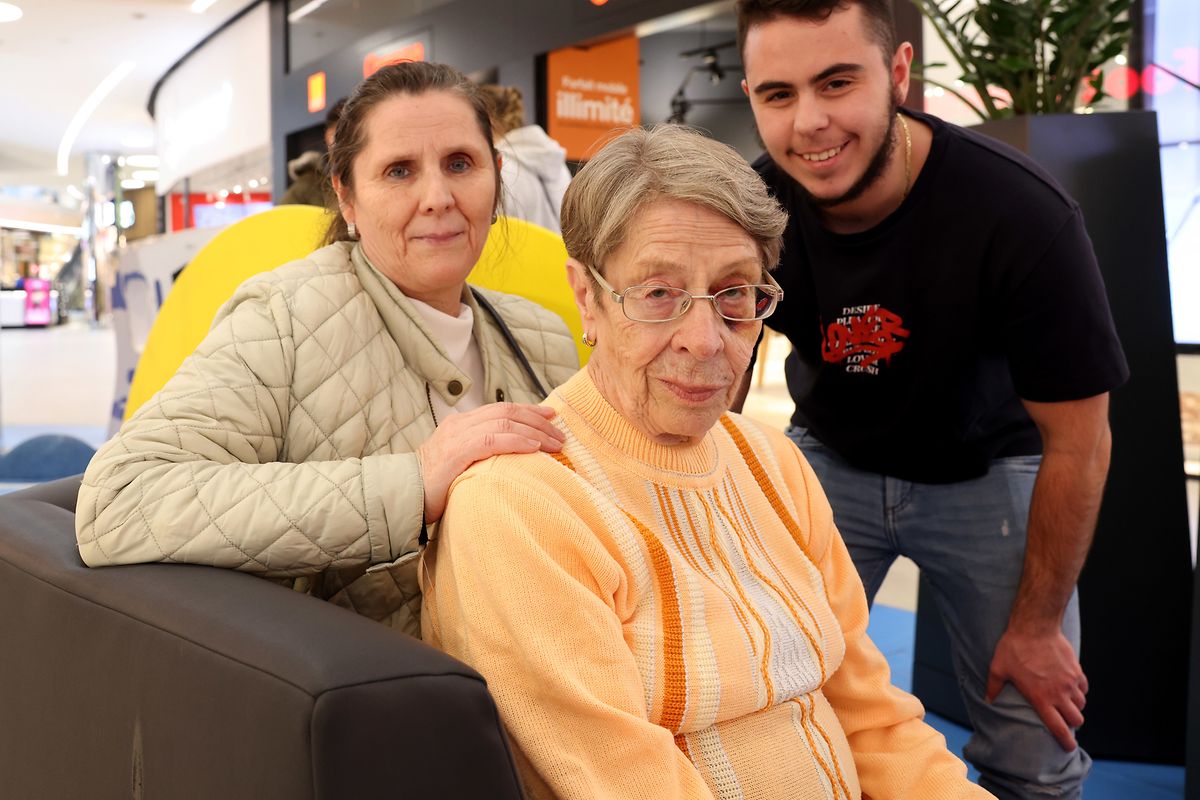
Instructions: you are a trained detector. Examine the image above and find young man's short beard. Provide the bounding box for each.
[808,95,900,210]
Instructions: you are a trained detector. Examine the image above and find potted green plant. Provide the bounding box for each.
[910,0,1133,120]
[905,0,1191,768]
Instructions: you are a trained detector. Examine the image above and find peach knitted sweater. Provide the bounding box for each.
[422,368,991,800]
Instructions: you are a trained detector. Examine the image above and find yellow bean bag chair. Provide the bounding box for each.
[125,209,584,420]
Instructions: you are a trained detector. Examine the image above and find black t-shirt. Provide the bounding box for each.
[755,109,1129,483]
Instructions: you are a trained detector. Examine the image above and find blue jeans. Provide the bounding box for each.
[788,426,1092,800]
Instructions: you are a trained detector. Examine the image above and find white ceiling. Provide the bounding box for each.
[0,0,257,191]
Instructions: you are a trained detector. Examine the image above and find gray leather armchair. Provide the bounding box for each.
[0,476,524,799]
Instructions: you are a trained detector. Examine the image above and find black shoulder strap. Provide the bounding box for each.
[470,287,551,400]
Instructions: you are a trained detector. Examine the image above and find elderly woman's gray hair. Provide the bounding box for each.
[561,124,787,275]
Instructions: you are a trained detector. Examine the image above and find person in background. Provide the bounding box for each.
[422,124,992,800]
[480,83,572,234]
[76,61,579,637]
[324,97,346,149]
[278,97,345,206]
[279,150,326,206]
[734,1,1128,797]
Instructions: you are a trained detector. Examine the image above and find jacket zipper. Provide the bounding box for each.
[425,383,438,427]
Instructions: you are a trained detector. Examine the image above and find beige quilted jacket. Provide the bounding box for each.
[77,241,578,636]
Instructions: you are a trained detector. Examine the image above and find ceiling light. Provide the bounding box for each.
[57,61,136,176]
[218,189,229,198]
[191,0,219,13]
[260,176,269,184]
[0,3,22,23]
[125,154,159,168]
[248,179,259,189]
[288,0,330,23]
[636,2,727,38]
[233,184,243,193]
[120,179,145,190]
[131,170,159,182]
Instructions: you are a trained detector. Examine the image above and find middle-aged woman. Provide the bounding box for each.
[75,61,578,636]
[422,125,993,800]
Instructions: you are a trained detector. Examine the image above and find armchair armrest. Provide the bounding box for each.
[0,478,523,799]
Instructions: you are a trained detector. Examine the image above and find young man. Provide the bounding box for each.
[735,1,1128,798]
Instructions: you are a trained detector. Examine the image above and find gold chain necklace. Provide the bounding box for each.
[898,112,912,203]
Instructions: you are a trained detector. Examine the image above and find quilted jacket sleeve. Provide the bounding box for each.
[76,277,419,576]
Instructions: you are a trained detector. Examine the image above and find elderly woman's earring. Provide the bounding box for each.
[347,221,358,240]
[581,331,596,347]
[491,211,499,225]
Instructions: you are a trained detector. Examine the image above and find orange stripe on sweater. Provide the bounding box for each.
[624,510,689,733]
[806,694,852,800]
[698,494,775,708]
[674,731,693,762]
[656,485,706,578]
[793,697,842,799]
[690,489,758,658]
[661,486,756,648]
[713,488,828,684]
[548,450,575,471]
[677,488,718,573]
[665,487,758,666]
[720,478,828,682]
[720,416,819,566]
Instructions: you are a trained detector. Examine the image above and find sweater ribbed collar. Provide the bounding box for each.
[554,367,720,478]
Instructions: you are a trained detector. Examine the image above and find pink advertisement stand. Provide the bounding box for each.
[23,278,52,327]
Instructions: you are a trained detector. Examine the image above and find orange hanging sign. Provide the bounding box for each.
[364,40,427,78]
[307,71,327,114]
[546,35,640,161]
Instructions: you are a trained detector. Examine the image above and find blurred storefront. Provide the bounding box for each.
[268,0,925,198]
[0,198,81,327]
[273,1,751,190]
[149,2,273,232]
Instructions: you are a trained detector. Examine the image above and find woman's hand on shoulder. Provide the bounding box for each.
[417,403,565,523]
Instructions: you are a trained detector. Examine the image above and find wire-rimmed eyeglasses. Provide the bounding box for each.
[586,263,784,323]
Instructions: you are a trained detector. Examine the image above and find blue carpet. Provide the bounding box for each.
[868,604,1184,799]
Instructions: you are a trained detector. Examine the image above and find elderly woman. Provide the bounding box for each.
[421,126,992,799]
[75,61,578,636]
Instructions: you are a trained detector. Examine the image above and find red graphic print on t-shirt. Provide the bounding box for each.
[821,304,909,375]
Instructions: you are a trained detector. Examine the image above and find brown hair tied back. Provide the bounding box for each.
[322,61,501,245]
[480,84,526,138]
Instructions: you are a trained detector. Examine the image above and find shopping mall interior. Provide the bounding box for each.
[0,0,1197,796]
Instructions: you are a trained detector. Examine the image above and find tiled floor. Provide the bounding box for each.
[1,319,1190,797]
[0,319,112,449]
